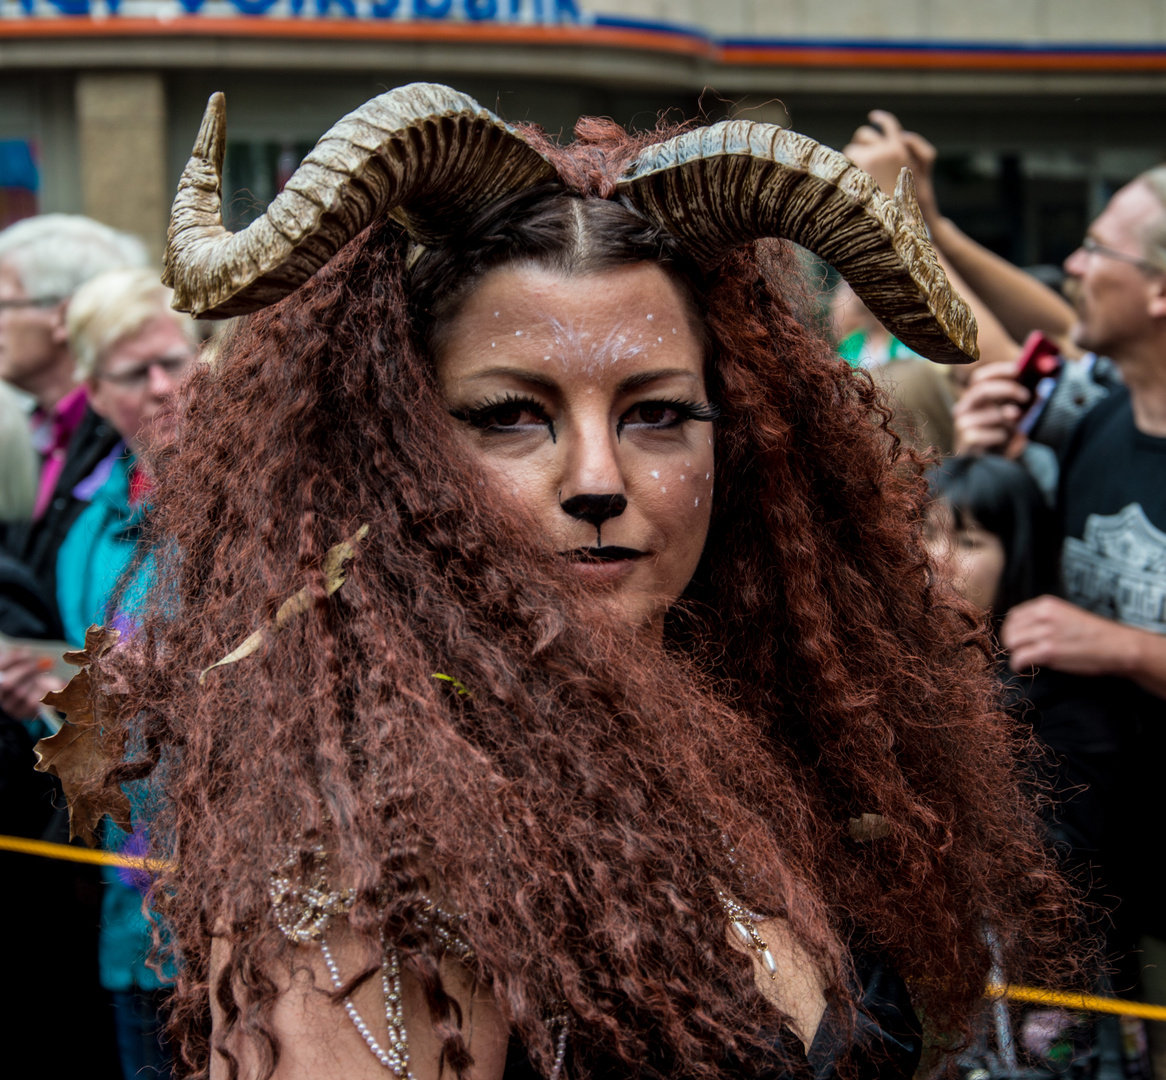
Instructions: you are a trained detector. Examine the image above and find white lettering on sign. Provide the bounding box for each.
[4,0,581,21]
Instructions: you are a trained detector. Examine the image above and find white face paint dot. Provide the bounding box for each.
[679,475,685,481]
[671,327,677,334]
[695,497,700,507]
[660,486,667,493]
[646,313,654,321]
[515,330,523,336]
[543,355,551,361]
[494,311,499,317]
[685,461,691,467]
[705,472,710,480]
[650,470,659,479]
[491,342,496,348]
[657,336,663,343]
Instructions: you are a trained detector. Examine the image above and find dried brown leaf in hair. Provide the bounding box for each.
[197,524,369,683]
[33,625,130,847]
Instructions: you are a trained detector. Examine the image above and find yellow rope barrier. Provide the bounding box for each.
[2,835,1164,1022]
[987,983,1166,1023]
[0,833,173,872]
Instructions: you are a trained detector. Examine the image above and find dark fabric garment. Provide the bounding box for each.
[501,954,920,1080]
[1039,386,1166,755]
[0,554,59,839]
[0,546,122,1075]
[0,550,58,641]
[0,836,123,1078]
[1027,386,1166,943]
[807,954,921,1080]
[1,406,118,635]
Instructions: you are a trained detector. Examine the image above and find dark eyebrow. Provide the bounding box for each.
[463,368,559,390]
[616,369,702,393]
[461,367,702,394]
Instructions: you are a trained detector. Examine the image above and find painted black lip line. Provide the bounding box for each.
[564,546,646,562]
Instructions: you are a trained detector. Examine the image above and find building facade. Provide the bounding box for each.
[2,0,1164,266]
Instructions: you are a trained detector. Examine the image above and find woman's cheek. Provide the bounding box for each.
[649,452,715,570]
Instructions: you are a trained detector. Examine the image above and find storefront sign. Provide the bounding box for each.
[5,0,581,20]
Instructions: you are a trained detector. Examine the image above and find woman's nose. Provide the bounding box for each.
[559,493,627,527]
[558,417,627,532]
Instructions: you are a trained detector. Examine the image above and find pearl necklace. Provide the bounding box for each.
[319,934,413,1078]
[319,935,570,1079]
[271,849,570,1076]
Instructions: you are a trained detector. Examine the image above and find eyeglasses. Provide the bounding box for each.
[1079,236,1165,275]
[96,354,196,390]
[0,295,66,311]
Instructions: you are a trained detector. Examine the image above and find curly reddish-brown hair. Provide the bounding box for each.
[99,118,1076,1079]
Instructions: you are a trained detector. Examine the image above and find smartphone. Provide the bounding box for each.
[1015,331,1063,393]
[1014,331,1064,435]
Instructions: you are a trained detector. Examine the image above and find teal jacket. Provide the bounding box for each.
[56,447,146,649]
[56,448,168,992]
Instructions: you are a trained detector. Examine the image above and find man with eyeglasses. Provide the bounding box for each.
[0,215,147,629]
[956,169,1166,1068]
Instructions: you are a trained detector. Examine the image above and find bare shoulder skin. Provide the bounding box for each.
[209,912,827,1080]
[209,928,511,1080]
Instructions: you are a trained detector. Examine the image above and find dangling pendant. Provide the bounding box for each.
[718,889,779,980]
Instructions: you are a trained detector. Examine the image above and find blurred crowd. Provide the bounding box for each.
[0,108,1164,1079]
[0,214,202,1078]
[840,112,1166,1080]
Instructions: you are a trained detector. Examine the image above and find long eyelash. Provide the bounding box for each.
[616,398,721,440]
[677,400,722,422]
[449,393,556,441]
[449,392,541,426]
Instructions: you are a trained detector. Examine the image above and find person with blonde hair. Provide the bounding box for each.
[0,214,147,567]
[0,215,147,718]
[58,265,197,646]
[51,265,198,1080]
[0,221,148,1080]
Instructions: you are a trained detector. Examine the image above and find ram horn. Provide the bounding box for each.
[163,84,557,318]
[617,121,978,364]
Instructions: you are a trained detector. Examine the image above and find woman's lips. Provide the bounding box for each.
[562,546,646,582]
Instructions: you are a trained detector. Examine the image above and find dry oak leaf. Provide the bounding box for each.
[33,625,131,847]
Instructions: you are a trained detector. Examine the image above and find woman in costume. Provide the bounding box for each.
[68,85,1076,1080]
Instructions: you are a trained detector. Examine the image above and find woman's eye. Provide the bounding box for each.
[452,397,552,434]
[489,404,542,427]
[622,402,682,428]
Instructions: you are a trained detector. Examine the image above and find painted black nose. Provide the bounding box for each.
[559,493,628,527]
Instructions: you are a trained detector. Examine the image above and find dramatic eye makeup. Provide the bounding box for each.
[449,392,556,439]
[450,394,720,442]
[617,398,720,438]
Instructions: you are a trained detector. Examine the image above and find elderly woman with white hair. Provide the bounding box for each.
[54,265,197,1080]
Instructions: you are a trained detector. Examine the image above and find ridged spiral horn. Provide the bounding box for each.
[617,121,978,364]
[163,83,557,318]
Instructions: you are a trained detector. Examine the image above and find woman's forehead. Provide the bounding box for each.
[435,262,706,387]
[455,261,691,322]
